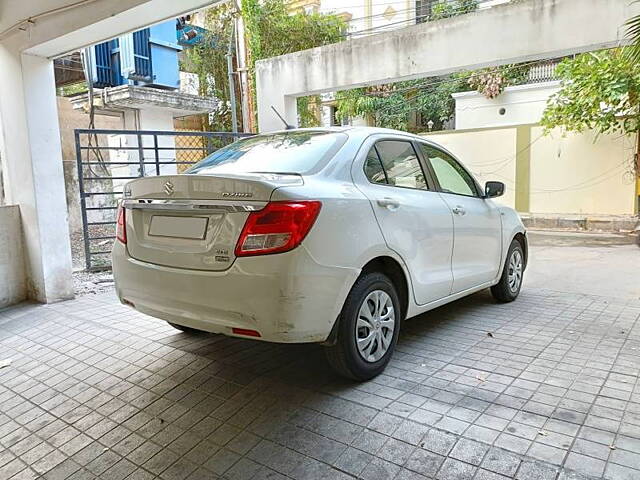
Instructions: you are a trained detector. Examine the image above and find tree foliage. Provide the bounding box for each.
[625,5,640,64]
[431,0,479,20]
[334,75,470,132]
[334,62,530,133]
[182,3,238,131]
[541,49,640,136]
[242,0,346,128]
[183,0,346,131]
[468,66,527,99]
[333,1,530,132]
[242,0,345,62]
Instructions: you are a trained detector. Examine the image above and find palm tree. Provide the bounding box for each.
[625,6,640,63]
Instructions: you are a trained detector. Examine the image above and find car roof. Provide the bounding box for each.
[261,126,429,141]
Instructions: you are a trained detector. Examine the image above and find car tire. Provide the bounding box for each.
[491,239,525,303]
[168,322,201,334]
[324,272,401,381]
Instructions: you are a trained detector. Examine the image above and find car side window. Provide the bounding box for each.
[420,144,478,197]
[370,141,428,190]
[364,148,388,184]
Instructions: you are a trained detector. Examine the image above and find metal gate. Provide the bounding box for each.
[74,129,252,271]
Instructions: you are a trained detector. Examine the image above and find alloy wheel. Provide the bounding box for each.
[507,249,523,293]
[355,290,395,363]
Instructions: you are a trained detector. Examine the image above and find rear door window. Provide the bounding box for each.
[364,148,388,184]
[369,141,428,190]
[187,131,348,175]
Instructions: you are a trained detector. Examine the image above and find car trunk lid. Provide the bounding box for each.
[123,173,302,271]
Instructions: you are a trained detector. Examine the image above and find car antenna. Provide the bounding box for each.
[271,106,295,130]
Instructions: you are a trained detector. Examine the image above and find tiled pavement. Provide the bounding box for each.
[1,287,640,480]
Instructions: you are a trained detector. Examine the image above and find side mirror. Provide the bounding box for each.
[485,181,505,198]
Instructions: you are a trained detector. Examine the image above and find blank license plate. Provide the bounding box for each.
[149,216,208,239]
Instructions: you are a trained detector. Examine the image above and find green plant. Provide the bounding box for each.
[57,81,88,97]
[335,74,471,132]
[182,3,238,132]
[242,0,346,127]
[467,65,528,99]
[625,4,640,64]
[541,49,640,136]
[333,0,490,132]
[184,0,346,131]
[431,0,478,20]
[333,58,539,132]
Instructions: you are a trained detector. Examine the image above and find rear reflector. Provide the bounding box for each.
[235,201,321,256]
[232,328,261,337]
[116,203,127,244]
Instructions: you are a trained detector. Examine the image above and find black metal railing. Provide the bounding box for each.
[74,129,252,271]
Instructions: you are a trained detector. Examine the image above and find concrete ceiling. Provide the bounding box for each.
[0,0,74,34]
[0,0,222,57]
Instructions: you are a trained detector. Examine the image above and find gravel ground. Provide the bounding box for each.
[70,227,116,296]
[72,269,114,296]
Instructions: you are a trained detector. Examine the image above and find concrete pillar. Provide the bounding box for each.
[0,43,74,303]
[515,125,531,213]
[256,71,297,132]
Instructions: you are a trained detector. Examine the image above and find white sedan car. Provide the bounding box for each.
[113,127,527,380]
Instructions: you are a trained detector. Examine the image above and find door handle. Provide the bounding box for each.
[377,197,400,209]
[452,205,466,216]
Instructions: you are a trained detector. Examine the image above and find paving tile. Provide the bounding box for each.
[609,448,640,470]
[570,437,611,460]
[515,460,560,480]
[352,429,388,454]
[435,416,469,435]
[224,457,262,480]
[437,457,477,480]
[449,437,489,465]
[494,433,531,455]
[475,469,512,480]
[396,468,432,480]
[333,446,373,476]
[405,448,444,477]
[563,452,606,478]
[3,289,640,480]
[378,438,415,465]
[420,428,457,455]
[604,462,640,480]
[481,447,522,477]
[360,457,401,479]
[99,459,137,480]
[392,420,429,445]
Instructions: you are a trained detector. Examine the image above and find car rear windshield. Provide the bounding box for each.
[186,131,348,175]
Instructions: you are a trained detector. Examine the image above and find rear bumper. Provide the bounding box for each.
[112,242,359,343]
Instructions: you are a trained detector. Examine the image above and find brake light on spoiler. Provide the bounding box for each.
[235,201,322,256]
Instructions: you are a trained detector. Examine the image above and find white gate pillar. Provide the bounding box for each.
[0,43,74,303]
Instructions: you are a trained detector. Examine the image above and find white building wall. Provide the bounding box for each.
[0,206,27,308]
[452,82,560,130]
[423,127,518,209]
[0,44,74,303]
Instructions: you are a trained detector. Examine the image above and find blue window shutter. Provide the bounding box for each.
[132,28,152,80]
[93,42,112,87]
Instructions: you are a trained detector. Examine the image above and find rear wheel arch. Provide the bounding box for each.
[360,256,409,321]
[322,255,410,347]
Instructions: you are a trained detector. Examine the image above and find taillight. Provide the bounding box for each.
[116,204,127,244]
[235,201,321,256]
